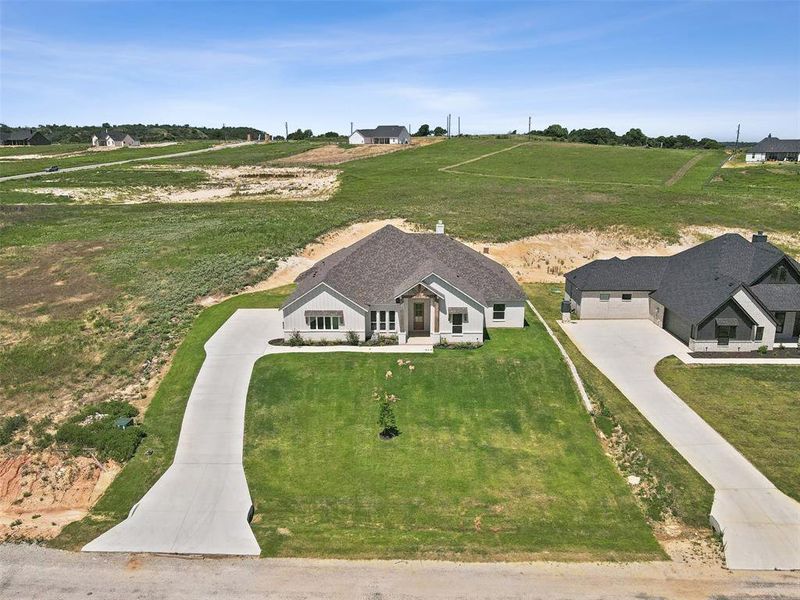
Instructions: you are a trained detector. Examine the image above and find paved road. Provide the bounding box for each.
[4,544,800,600]
[0,141,254,182]
[84,309,432,555]
[560,319,800,570]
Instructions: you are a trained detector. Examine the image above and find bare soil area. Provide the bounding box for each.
[17,165,339,204]
[276,138,442,166]
[0,452,119,541]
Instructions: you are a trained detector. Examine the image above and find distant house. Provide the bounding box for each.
[281,222,526,344]
[349,125,410,145]
[92,130,141,147]
[0,128,51,146]
[565,232,800,352]
[745,134,800,162]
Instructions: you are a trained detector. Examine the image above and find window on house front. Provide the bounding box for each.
[493,303,506,320]
[622,293,633,302]
[715,324,735,344]
[775,312,786,333]
[370,310,395,332]
[309,316,340,330]
[600,293,610,302]
[452,313,463,334]
[755,326,764,341]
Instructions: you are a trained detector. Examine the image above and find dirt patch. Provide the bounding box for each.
[0,452,120,541]
[0,242,116,318]
[17,165,339,204]
[275,138,442,166]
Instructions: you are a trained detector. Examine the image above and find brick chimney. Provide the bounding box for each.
[752,231,768,243]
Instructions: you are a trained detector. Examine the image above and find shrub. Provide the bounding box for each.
[376,392,400,439]
[363,334,398,347]
[346,330,360,346]
[434,341,483,350]
[288,330,304,346]
[757,345,768,354]
[0,415,27,446]
[55,401,144,462]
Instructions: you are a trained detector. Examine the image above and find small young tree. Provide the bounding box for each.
[413,124,431,137]
[433,126,447,136]
[376,391,400,439]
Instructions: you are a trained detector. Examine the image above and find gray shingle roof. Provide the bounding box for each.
[354,125,407,138]
[751,284,800,311]
[1,128,34,141]
[750,136,800,154]
[284,225,526,309]
[95,130,135,142]
[566,233,796,324]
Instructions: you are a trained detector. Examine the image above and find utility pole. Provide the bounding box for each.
[528,116,532,135]
[734,123,741,154]
[350,122,354,135]
[447,114,451,138]
[284,121,288,141]
[458,116,461,136]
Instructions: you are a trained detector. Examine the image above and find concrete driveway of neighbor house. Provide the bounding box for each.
[560,319,800,571]
[83,309,432,556]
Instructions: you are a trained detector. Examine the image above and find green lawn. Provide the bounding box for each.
[0,140,217,176]
[0,143,89,157]
[243,309,662,560]
[51,286,293,550]
[524,284,714,526]
[453,142,708,186]
[154,140,322,166]
[656,357,800,502]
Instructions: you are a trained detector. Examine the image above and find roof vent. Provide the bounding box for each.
[435,220,445,234]
[752,231,768,243]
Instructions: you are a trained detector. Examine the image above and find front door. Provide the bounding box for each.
[413,301,425,331]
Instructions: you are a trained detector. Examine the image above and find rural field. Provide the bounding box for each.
[1,136,799,554]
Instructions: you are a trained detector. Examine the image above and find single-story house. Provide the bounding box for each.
[281,222,526,344]
[349,125,410,145]
[745,134,800,162]
[92,131,140,147]
[564,232,800,352]
[0,128,51,146]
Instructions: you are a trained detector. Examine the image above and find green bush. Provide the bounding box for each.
[346,330,360,346]
[55,401,144,462]
[0,414,27,446]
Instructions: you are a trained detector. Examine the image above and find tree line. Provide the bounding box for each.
[533,124,723,149]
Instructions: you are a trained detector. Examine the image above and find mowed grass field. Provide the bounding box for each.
[656,357,799,502]
[450,142,708,186]
[243,310,662,560]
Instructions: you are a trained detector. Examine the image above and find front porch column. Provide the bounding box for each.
[433,298,440,333]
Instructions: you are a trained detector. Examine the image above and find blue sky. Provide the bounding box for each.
[1,1,798,140]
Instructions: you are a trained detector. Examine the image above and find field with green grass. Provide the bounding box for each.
[449,142,709,186]
[0,140,218,177]
[656,357,799,502]
[0,143,89,157]
[243,309,661,560]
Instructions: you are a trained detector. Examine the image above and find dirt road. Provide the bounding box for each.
[2,544,798,600]
[0,141,255,182]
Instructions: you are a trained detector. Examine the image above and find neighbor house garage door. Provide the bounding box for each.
[663,308,691,344]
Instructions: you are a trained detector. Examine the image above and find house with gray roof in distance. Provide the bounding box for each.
[564,232,800,352]
[745,134,800,162]
[0,128,51,146]
[281,222,526,344]
[91,130,140,148]
[348,125,410,145]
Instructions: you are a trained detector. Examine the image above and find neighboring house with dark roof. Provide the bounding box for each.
[745,134,800,162]
[91,130,140,147]
[281,222,526,343]
[564,232,800,352]
[348,125,410,145]
[0,128,51,146]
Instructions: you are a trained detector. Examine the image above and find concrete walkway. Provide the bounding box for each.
[0,141,254,182]
[560,319,800,570]
[83,309,432,556]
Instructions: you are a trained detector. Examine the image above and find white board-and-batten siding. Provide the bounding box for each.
[282,285,366,341]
